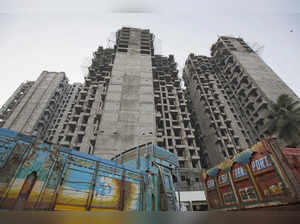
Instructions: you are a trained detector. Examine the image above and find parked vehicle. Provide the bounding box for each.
[201,138,300,210]
[0,128,178,211]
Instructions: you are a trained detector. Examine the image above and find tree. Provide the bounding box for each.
[265,94,300,147]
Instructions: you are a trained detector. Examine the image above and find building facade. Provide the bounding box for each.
[0,81,34,127]
[184,36,299,168]
[0,27,203,192]
[0,71,69,139]
[95,28,156,159]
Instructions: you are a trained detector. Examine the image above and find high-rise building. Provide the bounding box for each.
[0,81,34,127]
[95,28,156,159]
[0,27,203,192]
[0,71,69,139]
[183,36,299,168]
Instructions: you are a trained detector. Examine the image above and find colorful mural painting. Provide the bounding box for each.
[201,139,300,210]
[0,128,178,211]
[111,143,179,211]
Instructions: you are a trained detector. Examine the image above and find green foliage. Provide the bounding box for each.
[265,94,300,147]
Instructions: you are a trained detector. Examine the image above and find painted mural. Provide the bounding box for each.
[0,128,178,211]
[111,143,179,211]
[201,139,300,210]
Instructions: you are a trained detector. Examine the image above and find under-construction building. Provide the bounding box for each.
[183,36,299,168]
[0,27,203,192]
[0,71,69,139]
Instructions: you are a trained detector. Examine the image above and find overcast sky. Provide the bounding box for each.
[1,0,299,105]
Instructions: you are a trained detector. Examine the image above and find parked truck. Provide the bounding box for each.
[201,138,300,210]
[0,128,178,211]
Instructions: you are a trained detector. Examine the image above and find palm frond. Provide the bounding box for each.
[264,94,300,146]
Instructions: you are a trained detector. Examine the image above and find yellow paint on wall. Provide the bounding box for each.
[124,182,138,211]
[5,178,25,199]
[56,187,89,206]
[40,188,55,203]
[0,183,9,198]
[91,178,120,208]
[90,208,121,212]
[26,181,44,203]
[54,204,87,211]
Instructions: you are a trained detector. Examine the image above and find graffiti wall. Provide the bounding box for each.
[0,129,145,211]
[111,143,179,211]
[0,128,179,211]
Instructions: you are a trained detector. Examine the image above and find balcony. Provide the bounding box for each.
[204,106,210,113]
[216,137,222,143]
[77,130,85,135]
[177,156,185,162]
[227,144,234,149]
[156,137,164,142]
[69,121,77,126]
[170,109,179,114]
[156,132,163,137]
[172,125,181,129]
[183,117,190,121]
[254,116,264,125]
[186,134,195,139]
[60,141,70,147]
[80,90,88,95]
[237,86,246,96]
[219,125,226,130]
[257,100,268,110]
[191,155,200,160]
[248,86,257,95]
[224,119,232,125]
[176,144,186,149]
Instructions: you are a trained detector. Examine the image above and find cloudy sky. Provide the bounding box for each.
[1,0,299,105]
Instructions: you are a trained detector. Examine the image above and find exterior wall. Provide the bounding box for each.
[213,37,299,103]
[0,81,34,127]
[48,47,114,154]
[46,83,82,144]
[95,28,155,159]
[184,55,250,168]
[175,168,204,192]
[2,71,69,139]
[211,36,299,142]
[184,36,299,168]
[152,54,202,190]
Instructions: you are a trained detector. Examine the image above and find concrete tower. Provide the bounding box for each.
[0,27,204,192]
[1,71,69,139]
[95,28,156,159]
[47,27,203,190]
[184,36,299,168]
